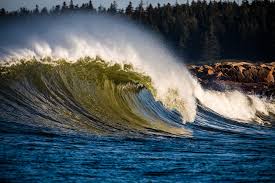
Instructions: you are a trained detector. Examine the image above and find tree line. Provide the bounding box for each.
[1,0,275,62]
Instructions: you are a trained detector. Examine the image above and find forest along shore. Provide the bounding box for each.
[188,61,275,97]
[1,0,275,62]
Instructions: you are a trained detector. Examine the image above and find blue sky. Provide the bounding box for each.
[0,0,191,11]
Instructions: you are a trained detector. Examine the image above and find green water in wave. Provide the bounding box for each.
[0,57,190,136]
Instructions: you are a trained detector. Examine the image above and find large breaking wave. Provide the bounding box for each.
[0,15,274,137]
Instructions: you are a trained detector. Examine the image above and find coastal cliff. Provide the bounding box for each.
[188,61,275,97]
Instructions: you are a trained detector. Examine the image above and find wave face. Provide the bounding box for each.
[0,15,274,137]
[0,59,191,136]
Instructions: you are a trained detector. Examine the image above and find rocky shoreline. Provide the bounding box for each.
[187,61,275,97]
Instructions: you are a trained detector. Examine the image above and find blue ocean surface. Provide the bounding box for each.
[1,117,274,182]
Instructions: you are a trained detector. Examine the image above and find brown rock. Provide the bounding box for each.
[207,68,214,75]
[187,61,274,97]
[266,67,274,84]
[217,71,223,78]
[198,66,204,72]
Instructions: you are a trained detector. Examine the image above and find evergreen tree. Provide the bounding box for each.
[125,2,133,16]
[62,1,68,13]
[52,5,61,14]
[202,24,221,61]
[0,8,6,16]
[145,4,154,24]
[69,0,74,10]
[41,7,48,15]
[33,5,39,15]
[88,0,95,11]
[108,1,118,14]
[98,5,106,13]
[134,0,144,20]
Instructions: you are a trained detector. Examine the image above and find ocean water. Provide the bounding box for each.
[0,15,274,182]
[1,115,274,182]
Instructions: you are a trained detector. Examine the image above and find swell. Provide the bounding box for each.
[0,15,274,137]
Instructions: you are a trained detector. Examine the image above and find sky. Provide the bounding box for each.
[0,0,190,11]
